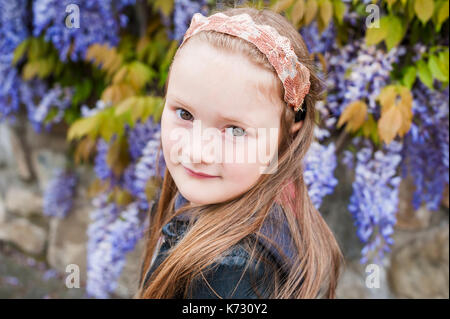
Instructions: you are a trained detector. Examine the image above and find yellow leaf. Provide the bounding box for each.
[87,179,110,199]
[319,0,333,28]
[74,136,97,164]
[303,0,319,25]
[145,177,160,203]
[102,83,135,104]
[291,0,305,25]
[67,115,99,141]
[115,96,137,116]
[152,97,165,123]
[127,62,152,90]
[132,97,147,122]
[271,0,295,13]
[377,84,413,139]
[378,105,403,144]
[86,43,122,77]
[337,100,368,132]
[397,86,413,136]
[414,0,434,24]
[106,136,130,177]
[437,0,449,27]
[112,65,128,84]
[378,85,397,115]
[137,36,150,56]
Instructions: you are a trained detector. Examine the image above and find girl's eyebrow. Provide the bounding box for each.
[169,95,256,128]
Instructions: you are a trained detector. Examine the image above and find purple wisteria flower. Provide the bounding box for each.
[33,0,135,62]
[303,141,338,209]
[348,139,403,265]
[0,0,28,122]
[172,0,208,42]
[86,193,148,298]
[80,99,111,118]
[86,192,120,298]
[133,129,166,211]
[327,38,407,118]
[94,137,117,183]
[43,168,78,218]
[300,19,336,55]
[127,117,162,161]
[401,81,449,211]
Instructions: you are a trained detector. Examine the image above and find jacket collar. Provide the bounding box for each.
[162,191,297,273]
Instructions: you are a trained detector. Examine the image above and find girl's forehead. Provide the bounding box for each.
[168,44,283,122]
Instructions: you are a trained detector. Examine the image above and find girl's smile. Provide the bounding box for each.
[183,165,220,179]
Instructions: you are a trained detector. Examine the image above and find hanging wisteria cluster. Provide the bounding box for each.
[86,195,148,298]
[0,0,28,122]
[401,81,449,211]
[304,5,447,265]
[303,141,338,209]
[87,110,165,298]
[347,138,403,264]
[43,168,78,218]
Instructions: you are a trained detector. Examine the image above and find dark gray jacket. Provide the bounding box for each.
[141,192,299,298]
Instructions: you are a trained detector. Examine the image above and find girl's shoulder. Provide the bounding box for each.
[187,202,295,299]
[186,242,279,299]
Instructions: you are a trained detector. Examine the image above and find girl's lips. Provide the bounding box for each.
[183,166,219,179]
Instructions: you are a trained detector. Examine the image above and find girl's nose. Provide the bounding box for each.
[183,128,221,165]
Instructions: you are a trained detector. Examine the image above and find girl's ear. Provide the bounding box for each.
[290,120,303,135]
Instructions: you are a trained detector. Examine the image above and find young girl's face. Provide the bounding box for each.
[161,41,284,205]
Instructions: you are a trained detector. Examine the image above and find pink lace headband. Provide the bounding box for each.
[179,12,311,112]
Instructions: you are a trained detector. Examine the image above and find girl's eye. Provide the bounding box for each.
[175,108,193,121]
[225,126,246,137]
[175,107,246,137]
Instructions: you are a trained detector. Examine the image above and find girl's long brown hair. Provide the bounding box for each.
[135,6,344,299]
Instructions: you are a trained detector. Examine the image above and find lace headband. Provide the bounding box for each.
[179,12,311,112]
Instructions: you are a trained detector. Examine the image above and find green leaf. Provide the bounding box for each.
[365,16,389,46]
[438,50,449,79]
[22,61,40,80]
[435,0,449,31]
[72,79,93,106]
[152,98,165,123]
[428,54,448,82]
[332,0,346,24]
[385,15,404,51]
[127,61,153,90]
[417,59,434,88]
[12,39,29,65]
[153,0,174,16]
[402,65,417,89]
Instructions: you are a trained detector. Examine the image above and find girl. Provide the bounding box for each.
[135,6,344,299]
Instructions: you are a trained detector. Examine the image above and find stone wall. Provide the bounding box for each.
[0,120,144,298]
[0,120,448,299]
